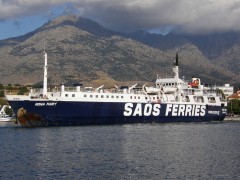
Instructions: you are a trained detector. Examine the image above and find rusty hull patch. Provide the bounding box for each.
[17,107,47,127]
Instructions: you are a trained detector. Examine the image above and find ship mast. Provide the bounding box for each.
[43,47,48,97]
[173,52,179,79]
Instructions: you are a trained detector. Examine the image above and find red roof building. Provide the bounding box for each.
[228,90,240,100]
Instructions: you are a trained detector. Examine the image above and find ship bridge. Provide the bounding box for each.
[155,77,188,94]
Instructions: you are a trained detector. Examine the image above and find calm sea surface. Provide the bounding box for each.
[0,121,240,180]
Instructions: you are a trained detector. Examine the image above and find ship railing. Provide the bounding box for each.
[62,87,80,92]
[207,93,217,96]
[61,87,145,95]
[182,91,194,95]
[29,86,146,95]
[222,89,234,92]
[30,88,42,93]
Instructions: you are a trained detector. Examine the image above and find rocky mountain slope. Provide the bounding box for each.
[128,30,240,79]
[0,15,239,86]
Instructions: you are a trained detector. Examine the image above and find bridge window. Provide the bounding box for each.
[183,96,190,102]
[208,97,216,103]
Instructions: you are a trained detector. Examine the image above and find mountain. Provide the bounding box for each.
[128,30,188,50]
[184,32,240,60]
[128,30,240,77]
[0,15,239,86]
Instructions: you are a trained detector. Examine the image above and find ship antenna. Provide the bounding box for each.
[43,42,48,98]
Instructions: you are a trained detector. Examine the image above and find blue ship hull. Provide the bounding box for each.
[8,100,226,127]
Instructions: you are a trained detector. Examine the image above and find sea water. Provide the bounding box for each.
[0,122,240,179]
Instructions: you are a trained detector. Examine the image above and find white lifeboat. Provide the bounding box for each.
[143,84,160,94]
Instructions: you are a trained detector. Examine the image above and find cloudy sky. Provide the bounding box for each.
[0,0,240,40]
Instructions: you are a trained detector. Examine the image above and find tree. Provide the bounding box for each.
[0,90,4,97]
[228,99,240,115]
[17,86,29,95]
[6,84,12,91]
[4,106,14,116]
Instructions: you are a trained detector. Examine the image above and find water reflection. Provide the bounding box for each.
[0,122,240,179]
[32,126,129,179]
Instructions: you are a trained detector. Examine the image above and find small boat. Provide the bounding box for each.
[142,84,161,94]
[0,116,12,122]
[0,105,13,122]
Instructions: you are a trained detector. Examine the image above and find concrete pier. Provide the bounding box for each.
[224,116,240,121]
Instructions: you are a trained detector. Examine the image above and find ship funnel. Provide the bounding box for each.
[173,52,179,79]
[175,53,179,66]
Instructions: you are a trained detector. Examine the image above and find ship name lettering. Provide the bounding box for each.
[35,102,57,106]
[35,102,46,106]
[124,103,161,116]
[46,102,57,106]
[165,104,206,116]
[208,111,219,115]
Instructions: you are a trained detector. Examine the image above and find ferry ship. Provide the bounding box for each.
[6,53,227,127]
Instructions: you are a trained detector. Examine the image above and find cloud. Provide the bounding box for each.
[76,0,240,34]
[0,0,76,20]
[0,0,240,34]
